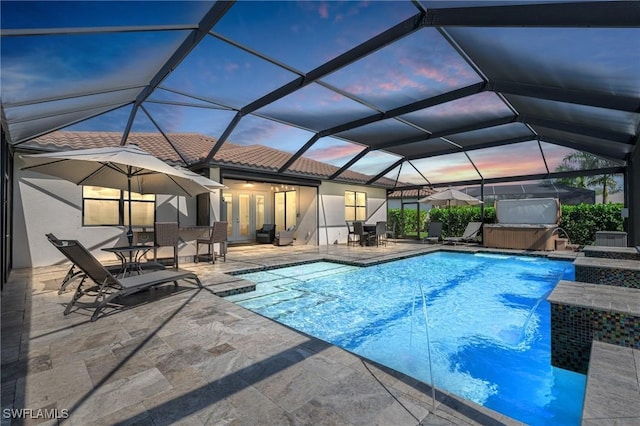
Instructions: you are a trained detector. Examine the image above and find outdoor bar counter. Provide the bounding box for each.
[483,198,560,251]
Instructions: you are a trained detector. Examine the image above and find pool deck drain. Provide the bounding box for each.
[3,242,585,425]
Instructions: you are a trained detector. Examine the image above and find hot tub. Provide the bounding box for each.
[484,198,560,251]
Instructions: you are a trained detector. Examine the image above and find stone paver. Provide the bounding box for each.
[582,341,640,425]
[1,242,574,425]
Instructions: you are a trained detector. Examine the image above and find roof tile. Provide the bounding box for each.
[24,131,397,186]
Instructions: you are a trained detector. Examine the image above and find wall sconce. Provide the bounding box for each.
[244,181,255,188]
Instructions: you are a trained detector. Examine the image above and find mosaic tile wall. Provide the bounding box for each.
[550,303,640,374]
[575,265,640,289]
[214,284,256,298]
[583,249,640,261]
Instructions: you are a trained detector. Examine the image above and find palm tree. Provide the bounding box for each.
[554,152,621,203]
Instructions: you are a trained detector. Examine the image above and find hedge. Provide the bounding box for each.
[388,203,623,245]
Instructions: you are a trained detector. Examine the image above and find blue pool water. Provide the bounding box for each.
[227,252,586,425]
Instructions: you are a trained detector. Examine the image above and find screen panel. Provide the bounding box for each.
[467,141,547,179]
[213,1,420,72]
[321,27,482,110]
[446,27,640,97]
[400,92,514,134]
[255,83,377,132]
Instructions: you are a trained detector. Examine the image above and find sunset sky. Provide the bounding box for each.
[2,0,632,186]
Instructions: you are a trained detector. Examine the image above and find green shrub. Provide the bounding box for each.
[388,203,623,244]
[559,203,623,246]
[388,206,495,238]
[427,206,495,238]
[387,208,427,236]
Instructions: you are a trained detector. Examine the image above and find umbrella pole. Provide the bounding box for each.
[127,173,134,247]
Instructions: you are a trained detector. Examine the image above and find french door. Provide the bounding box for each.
[223,191,265,243]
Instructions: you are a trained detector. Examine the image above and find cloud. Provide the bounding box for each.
[307,143,364,163]
[318,2,329,19]
[225,62,239,73]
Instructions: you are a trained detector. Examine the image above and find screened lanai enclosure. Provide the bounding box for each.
[1,1,640,281]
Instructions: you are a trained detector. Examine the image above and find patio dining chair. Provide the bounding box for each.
[346,221,359,246]
[385,220,397,246]
[196,221,228,263]
[154,222,179,268]
[374,221,388,246]
[353,221,375,246]
[49,237,202,321]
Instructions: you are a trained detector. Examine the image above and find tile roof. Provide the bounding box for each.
[388,188,435,199]
[22,131,396,186]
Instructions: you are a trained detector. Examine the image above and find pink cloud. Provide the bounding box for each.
[414,65,449,84]
[309,144,364,162]
[318,2,329,19]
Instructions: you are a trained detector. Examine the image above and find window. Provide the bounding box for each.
[345,190,366,221]
[83,186,155,227]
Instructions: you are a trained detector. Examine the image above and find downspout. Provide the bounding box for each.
[319,191,329,245]
[317,185,321,245]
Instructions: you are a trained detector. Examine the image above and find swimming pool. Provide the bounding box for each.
[227,251,586,425]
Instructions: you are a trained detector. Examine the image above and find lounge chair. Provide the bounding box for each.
[49,238,202,321]
[422,222,443,244]
[275,225,296,246]
[256,224,276,244]
[443,222,483,245]
[46,233,122,294]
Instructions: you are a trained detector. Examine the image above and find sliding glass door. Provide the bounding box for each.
[274,190,296,232]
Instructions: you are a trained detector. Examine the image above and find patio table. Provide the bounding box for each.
[102,244,155,277]
[361,224,377,246]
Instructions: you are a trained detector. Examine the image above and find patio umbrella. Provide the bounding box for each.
[418,188,483,207]
[418,188,483,236]
[21,145,211,246]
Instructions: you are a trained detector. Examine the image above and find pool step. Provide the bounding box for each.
[547,280,640,373]
[582,341,640,424]
[209,279,256,297]
[583,245,640,261]
[573,256,640,289]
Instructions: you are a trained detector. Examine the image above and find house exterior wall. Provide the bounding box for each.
[318,181,387,245]
[12,154,388,268]
[13,159,221,268]
[297,185,318,245]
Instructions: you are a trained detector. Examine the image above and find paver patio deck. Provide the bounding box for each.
[2,242,579,425]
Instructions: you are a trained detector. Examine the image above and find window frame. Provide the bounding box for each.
[345,190,367,221]
[82,186,156,227]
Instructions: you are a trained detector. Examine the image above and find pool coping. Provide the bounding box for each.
[225,245,579,276]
